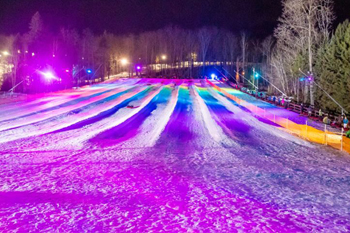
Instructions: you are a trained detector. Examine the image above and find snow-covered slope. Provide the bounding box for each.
[0,78,349,232]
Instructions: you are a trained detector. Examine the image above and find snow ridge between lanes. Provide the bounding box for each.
[147,86,179,147]
[192,86,236,147]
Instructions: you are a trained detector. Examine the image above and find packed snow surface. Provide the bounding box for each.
[0,78,349,232]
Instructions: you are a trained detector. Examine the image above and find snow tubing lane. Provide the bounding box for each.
[90,87,172,144]
[0,89,114,123]
[50,87,154,133]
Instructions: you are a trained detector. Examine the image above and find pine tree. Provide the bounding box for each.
[28,12,43,42]
[315,20,350,113]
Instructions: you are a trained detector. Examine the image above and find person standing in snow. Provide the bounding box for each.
[307,107,312,117]
[319,109,323,120]
[344,116,349,129]
[300,103,304,115]
[323,115,329,125]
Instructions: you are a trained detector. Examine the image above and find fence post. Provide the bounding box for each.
[324,124,327,145]
[306,120,308,139]
[341,128,344,151]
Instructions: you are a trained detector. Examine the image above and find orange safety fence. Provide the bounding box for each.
[344,137,350,152]
[206,79,350,154]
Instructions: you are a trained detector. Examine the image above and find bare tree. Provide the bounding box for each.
[240,32,249,65]
[223,32,238,72]
[198,27,217,72]
[273,0,334,104]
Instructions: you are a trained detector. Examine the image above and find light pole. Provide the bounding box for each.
[120,58,129,77]
[249,68,285,96]
[135,65,142,77]
[253,68,259,97]
[86,69,92,84]
[161,55,166,76]
[299,68,348,116]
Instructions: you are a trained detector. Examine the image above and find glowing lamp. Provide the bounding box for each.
[254,73,259,78]
[86,69,92,74]
[120,58,128,66]
[43,72,55,80]
[136,66,141,70]
[65,69,70,73]
[211,74,216,79]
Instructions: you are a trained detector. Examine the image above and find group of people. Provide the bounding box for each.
[320,110,348,129]
[292,104,349,138]
[235,86,350,138]
[321,112,349,138]
[270,96,293,109]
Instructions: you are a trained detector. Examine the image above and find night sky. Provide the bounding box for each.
[0,0,349,38]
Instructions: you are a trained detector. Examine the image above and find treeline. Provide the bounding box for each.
[267,0,349,113]
[0,12,265,93]
[0,3,348,114]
